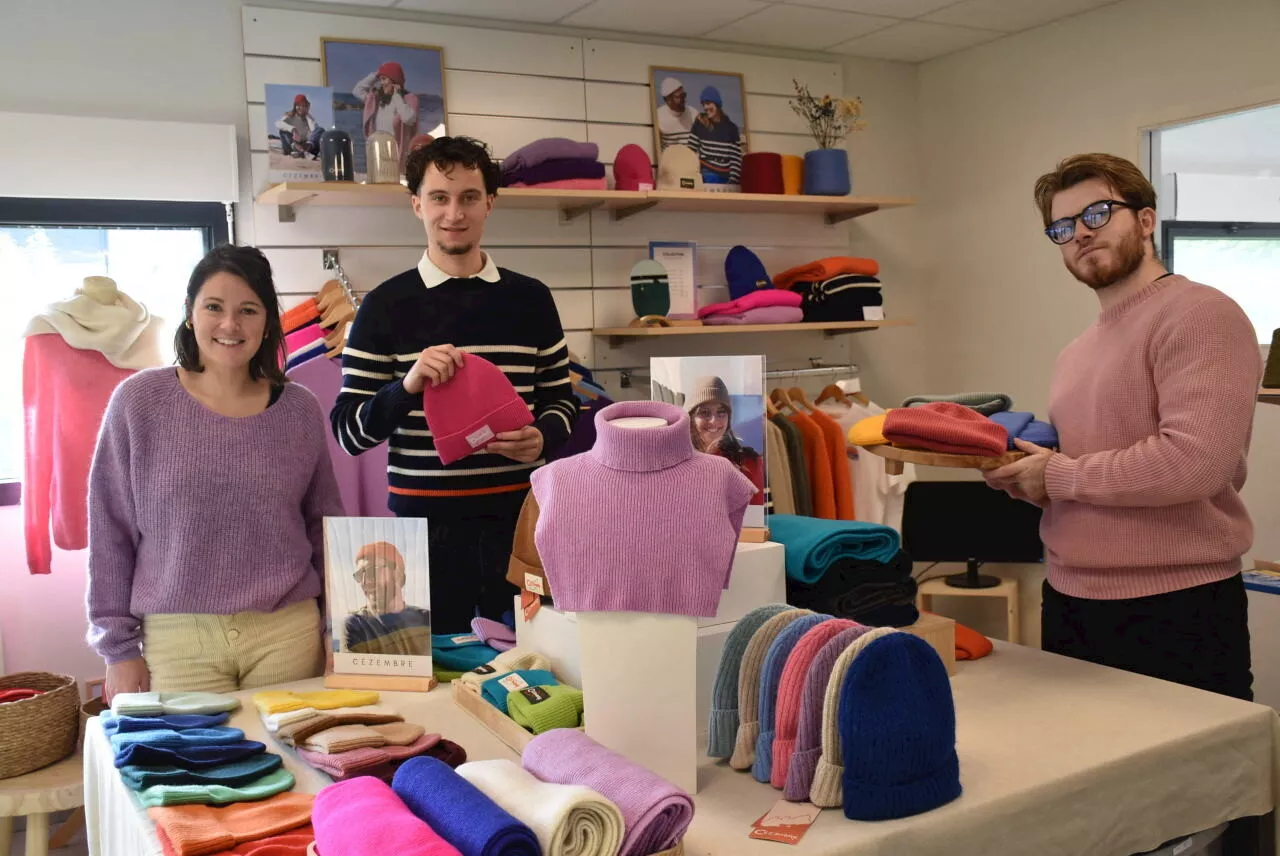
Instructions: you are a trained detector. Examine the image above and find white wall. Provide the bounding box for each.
[1170,173,1280,221]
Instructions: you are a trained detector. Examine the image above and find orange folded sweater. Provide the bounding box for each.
[150,793,314,856]
[209,826,315,856]
[773,256,881,290]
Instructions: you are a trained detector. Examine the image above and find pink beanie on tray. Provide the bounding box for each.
[422,352,533,465]
[770,618,859,789]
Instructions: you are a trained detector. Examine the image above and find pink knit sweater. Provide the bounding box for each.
[1042,276,1260,599]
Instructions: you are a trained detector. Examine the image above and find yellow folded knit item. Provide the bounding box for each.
[847,413,888,447]
[252,689,380,716]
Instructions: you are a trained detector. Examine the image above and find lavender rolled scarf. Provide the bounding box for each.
[501,138,599,174]
[523,729,693,856]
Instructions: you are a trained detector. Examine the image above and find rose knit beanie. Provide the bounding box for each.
[751,613,831,783]
[459,648,553,687]
[707,603,793,759]
[422,352,534,465]
[882,401,1007,457]
[613,143,653,191]
[840,632,961,820]
[314,776,460,856]
[769,618,858,789]
[782,624,874,801]
[729,608,814,771]
[809,627,900,808]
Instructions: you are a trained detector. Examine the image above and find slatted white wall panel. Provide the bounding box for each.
[241,5,859,383]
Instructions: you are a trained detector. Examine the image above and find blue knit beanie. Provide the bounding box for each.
[700,85,723,107]
[751,614,830,783]
[479,669,559,715]
[707,603,791,759]
[839,633,961,821]
[724,245,773,301]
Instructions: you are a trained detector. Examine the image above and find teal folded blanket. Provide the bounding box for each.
[768,515,900,583]
[432,633,499,671]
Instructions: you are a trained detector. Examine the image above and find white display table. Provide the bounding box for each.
[84,643,1279,856]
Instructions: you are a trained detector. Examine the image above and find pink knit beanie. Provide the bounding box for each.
[770,618,858,789]
[422,353,533,465]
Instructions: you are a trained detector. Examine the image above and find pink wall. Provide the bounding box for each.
[0,506,103,684]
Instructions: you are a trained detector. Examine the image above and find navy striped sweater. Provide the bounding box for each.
[330,266,577,516]
[691,116,743,184]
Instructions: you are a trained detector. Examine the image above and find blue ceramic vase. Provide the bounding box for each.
[803,148,851,196]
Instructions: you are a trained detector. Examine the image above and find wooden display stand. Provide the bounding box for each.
[860,444,1026,475]
[323,673,437,693]
[901,611,957,677]
[917,577,1020,645]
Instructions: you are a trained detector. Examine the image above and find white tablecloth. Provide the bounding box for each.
[85,643,1280,856]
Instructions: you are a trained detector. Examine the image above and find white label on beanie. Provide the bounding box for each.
[863,306,885,321]
[466,424,495,448]
[639,182,654,191]
[451,634,480,644]
[525,573,546,595]
[499,673,529,692]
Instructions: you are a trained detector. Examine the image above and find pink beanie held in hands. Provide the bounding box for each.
[422,352,533,465]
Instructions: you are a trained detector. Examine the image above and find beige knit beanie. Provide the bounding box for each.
[459,648,552,687]
[729,608,811,770]
[809,626,899,807]
[687,375,731,414]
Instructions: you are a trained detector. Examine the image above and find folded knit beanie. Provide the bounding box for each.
[252,690,378,716]
[114,740,266,771]
[431,634,499,672]
[613,143,653,192]
[314,776,460,856]
[505,492,549,596]
[103,712,230,735]
[724,244,773,300]
[276,706,404,746]
[301,724,390,755]
[138,767,296,809]
[883,402,1007,456]
[752,613,831,783]
[783,624,874,802]
[730,608,813,771]
[840,633,961,820]
[422,352,534,466]
[296,733,442,781]
[110,726,247,755]
[148,792,314,856]
[120,753,283,792]
[810,627,900,808]
[506,684,584,734]
[708,603,792,759]
[770,618,858,789]
[460,648,553,687]
[480,669,560,715]
[471,617,516,652]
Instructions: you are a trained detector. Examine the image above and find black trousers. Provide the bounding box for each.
[401,493,524,635]
[1043,575,1262,854]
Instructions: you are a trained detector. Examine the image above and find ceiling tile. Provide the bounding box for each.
[392,0,593,21]
[831,20,1001,61]
[780,0,962,19]
[561,0,769,36]
[923,0,1119,33]
[304,0,396,5]
[710,5,896,50]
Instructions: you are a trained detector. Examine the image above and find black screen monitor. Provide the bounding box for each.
[901,480,1044,589]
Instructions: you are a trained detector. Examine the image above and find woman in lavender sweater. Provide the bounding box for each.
[87,245,344,701]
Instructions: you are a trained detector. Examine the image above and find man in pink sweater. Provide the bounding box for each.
[985,153,1259,705]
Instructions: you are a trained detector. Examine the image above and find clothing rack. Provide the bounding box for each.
[766,359,859,379]
[322,248,359,307]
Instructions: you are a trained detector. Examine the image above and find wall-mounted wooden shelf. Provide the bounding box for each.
[592,319,911,347]
[254,182,914,225]
[1260,388,1280,405]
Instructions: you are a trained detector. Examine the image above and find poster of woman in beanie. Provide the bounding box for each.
[651,356,767,528]
[324,517,433,677]
[321,38,447,178]
[649,67,748,186]
[264,84,334,182]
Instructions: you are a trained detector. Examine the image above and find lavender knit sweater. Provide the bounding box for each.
[87,369,344,664]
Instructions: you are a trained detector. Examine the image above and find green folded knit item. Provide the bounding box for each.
[120,753,282,791]
[136,766,295,807]
[434,667,466,682]
[507,685,584,735]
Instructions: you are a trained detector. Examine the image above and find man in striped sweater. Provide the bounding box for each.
[331,136,577,633]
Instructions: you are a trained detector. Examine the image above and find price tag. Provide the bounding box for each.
[525,573,546,595]
[498,673,529,692]
[748,800,821,845]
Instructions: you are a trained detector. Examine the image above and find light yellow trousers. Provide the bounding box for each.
[143,599,323,693]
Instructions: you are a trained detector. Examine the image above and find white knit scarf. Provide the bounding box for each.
[24,276,163,369]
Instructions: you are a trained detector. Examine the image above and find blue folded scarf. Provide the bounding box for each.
[110,726,245,755]
[767,515,901,583]
[101,712,230,736]
[113,740,265,770]
[392,756,540,856]
[432,633,500,671]
[480,669,559,716]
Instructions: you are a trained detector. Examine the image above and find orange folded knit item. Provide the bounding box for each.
[955,621,993,660]
[209,825,315,856]
[282,300,320,335]
[150,793,314,856]
[773,256,880,290]
[883,402,1007,457]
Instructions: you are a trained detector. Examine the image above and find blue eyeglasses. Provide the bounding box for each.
[1045,199,1135,245]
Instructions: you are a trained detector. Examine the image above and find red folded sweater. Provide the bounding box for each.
[883,402,1007,456]
[773,256,880,290]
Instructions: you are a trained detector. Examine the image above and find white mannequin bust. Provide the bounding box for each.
[611,416,667,429]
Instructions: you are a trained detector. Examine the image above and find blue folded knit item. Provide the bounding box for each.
[1020,419,1058,448]
[113,740,266,770]
[392,755,540,856]
[708,604,792,759]
[752,614,830,783]
[119,752,283,791]
[101,712,231,736]
[987,411,1034,449]
[768,515,901,583]
[110,726,245,755]
[480,669,559,715]
[433,633,501,671]
[840,633,961,821]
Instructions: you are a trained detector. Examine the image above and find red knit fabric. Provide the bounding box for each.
[883,402,1007,456]
[0,689,42,703]
[770,618,857,788]
[210,826,314,856]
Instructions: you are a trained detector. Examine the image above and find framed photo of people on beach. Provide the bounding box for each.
[649,66,748,187]
[650,355,767,529]
[321,38,447,179]
[323,517,434,690]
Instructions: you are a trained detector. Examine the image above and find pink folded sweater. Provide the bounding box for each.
[703,306,803,326]
[697,289,802,319]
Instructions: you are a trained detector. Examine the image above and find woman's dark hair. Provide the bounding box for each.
[691,423,753,461]
[405,135,501,197]
[174,244,287,386]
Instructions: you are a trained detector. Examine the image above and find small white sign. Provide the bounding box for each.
[863,306,885,321]
[498,673,529,691]
[650,242,697,318]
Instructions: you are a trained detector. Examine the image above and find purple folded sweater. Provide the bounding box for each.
[783,625,871,801]
[703,306,803,326]
[501,158,605,187]
[501,138,599,174]
[523,729,693,856]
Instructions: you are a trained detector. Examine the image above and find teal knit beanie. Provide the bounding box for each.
[707,603,791,759]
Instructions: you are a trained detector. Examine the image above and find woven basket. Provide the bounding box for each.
[0,671,79,779]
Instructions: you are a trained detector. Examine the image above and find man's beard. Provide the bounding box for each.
[1068,223,1145,290]
[437,240,474,256]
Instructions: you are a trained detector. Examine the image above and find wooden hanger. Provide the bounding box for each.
[324,321,349,359]
[816,383,851,406]
[570,369,598,400]
[316,279,343,312]
[770,387,796,413]
[765,392,779,418]
[320,298,355,329]
[789,386,817,412]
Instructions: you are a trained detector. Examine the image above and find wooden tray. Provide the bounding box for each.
[860,444,1025,474]
[451,679,585,754]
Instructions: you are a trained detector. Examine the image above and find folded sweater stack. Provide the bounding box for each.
[697,289,803,326]
[785,551,920,628]
[501,138,606,190]
[773,257,884,323]
[847,398,1059,458]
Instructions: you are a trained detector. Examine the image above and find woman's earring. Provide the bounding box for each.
[185,320,192,329]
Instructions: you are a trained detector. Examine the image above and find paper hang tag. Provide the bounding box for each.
[471,664,497,675]
[466,424,496,448]
[524,573,546,596]
[519,686,551,704]
[521,590,542,622]
[748,800,822,845]
[451,634,480,644]
[498,673,530,692]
